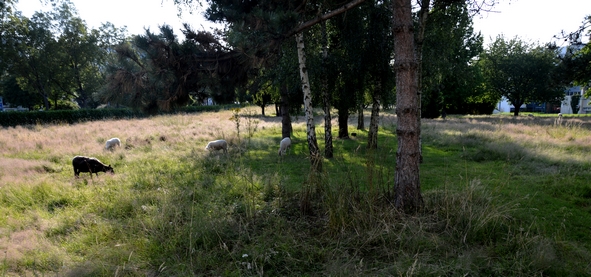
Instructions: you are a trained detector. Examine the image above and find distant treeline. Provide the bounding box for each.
[0,105,239,127]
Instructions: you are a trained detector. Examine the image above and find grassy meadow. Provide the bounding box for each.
[1,108,591,276]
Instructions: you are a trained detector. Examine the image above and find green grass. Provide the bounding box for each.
[1,110,591,276]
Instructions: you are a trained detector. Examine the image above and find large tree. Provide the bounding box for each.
[1,1,120,110]
[5,11,57,110]
[421,1,493,117]
[480,36,564,116]
[296,32,322,169]
[392,0,423,211]
[363,0,394,149]
[102,24,249,112]
[556,15,591,96]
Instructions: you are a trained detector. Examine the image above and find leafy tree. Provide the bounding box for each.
[555,16,591,97]
[269,43,302,139]
[421,1,493,117]
[329,5,367,139]
[102,25,249,112]
[0,0,17,72]
[480,36,564,116]
[52,2,105,108]
[0,76,42,108]
[363,0,394,149]
[5,11,57,109]
[1,1,119,110]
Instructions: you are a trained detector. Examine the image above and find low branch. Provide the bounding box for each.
[285,0,367,37]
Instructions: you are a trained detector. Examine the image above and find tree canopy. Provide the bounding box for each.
[421,1,495,117]
[1,1,125,110]
[480,36,565,116]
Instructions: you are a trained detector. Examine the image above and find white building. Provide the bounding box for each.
[561,86,590,114]
[493,96,526,114]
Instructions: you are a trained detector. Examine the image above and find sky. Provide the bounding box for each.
[472,0,591,46]
[15,0,219,36]
[15,0,591,46]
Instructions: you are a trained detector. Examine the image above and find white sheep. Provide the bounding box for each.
[205,139,228,153]
[278,137,291,156]
[105,137,121,151]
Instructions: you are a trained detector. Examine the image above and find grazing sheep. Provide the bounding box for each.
[105,137,121,151]
[72,156,114,178]
[278,137,291,156]
[205,139,228,153]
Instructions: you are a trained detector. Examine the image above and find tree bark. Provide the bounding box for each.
[416,0,431,163]
[321,21,334,159]
[280,85,292,139]
[392,0,423,212]
[367,83,381,149]
[287,0,367,37]
[296,32,322,170]
[338,108,349,138]
[357,104,365,130]
[512,99,523,116]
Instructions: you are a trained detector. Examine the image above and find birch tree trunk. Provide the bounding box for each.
[296,32,322,170]
[392,0,423,212]
[321,21,333,158]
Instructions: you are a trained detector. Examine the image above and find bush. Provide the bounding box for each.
[0,105,240,127]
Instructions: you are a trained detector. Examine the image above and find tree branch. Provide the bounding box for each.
[285,0,367,37]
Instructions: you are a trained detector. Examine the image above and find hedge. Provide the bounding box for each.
[0,105,237,128]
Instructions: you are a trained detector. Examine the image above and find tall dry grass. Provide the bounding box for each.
[422,116,591,165]
[0,107,284,183]
[1,110,591,276]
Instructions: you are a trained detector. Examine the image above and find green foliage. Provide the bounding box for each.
[558,42,591,94]
[480,36,565,116]
[421,2,494,117]
[101,25,250,113]
[0,1,120,110]
[0,105,233,127]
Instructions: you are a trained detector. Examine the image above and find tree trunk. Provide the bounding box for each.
[367,84,381,149]
[280,85,292,139]
[512,100,523,116]
[34,75,51,110]
[296,32,322,170]
[393,0,423,212]
[338,108,349,138]
[321,21,333,159]
[357,104,365,130]
[416,0,431,164]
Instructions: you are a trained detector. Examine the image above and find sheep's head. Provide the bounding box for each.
[105,165,114,174]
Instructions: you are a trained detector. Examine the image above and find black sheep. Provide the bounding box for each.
[72,156,114,177]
